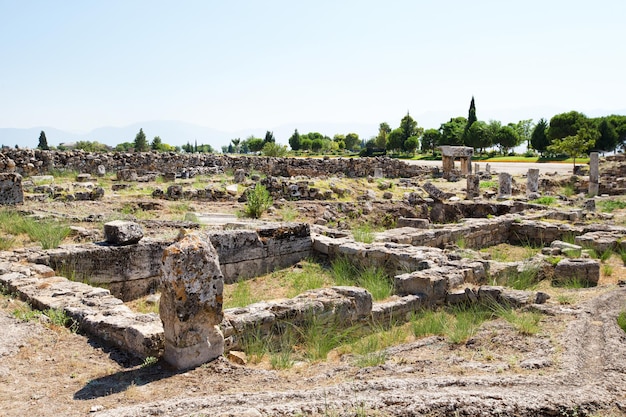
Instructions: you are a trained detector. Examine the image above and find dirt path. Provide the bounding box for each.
[40,287,623,417]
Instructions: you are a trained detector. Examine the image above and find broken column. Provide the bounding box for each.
[466,174,480,199]
[588,152,599,197]
[498,172,512,199]
[526,168,539,198]
[160,232,225,370]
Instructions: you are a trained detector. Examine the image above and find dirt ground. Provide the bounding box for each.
[2,172,626,416]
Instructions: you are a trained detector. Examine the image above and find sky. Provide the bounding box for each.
[1,0,625,141]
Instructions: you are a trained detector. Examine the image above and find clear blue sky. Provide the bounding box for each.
[1,0,625,135]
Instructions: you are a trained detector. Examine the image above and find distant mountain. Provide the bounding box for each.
[0,120,380,151]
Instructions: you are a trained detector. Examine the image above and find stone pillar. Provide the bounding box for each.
[0,173,24,205]
[485,163,491,173]
[498,172,512,199]
[526,168,539,198]
[588,152,599,197]
[474,163,480,174]
[160,232,225,370]
[442,155,454,174]
[459,157,471,175]
[373,167,383,178]
[466,174,480,199]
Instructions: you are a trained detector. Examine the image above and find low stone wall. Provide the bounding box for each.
[21,223,312,300]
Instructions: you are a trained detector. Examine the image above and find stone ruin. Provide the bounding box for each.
[439,145,473,179]
[1,148,625,370]
[2,208,625,369]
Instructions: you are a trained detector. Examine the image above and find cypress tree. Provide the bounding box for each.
[37,130,49,150]
[463,96,477,145]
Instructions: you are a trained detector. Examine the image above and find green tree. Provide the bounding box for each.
[246,137,265,152]
[607,115,626,150]
[261,142,288,157]
[37,130,49,150]
[514,119,534,150]
[547,111,588,141]
[300,138,312,151]
[288,129,302,151]
[421,128,440,154]
[462,96,477,144]
[386,128,405,153]
[530,118,550,156]
[439,117,466,146]
[263,131,275,144]
[151,136,162,151]
[311,138,324,152]
[595,118,619,153]
[404,136,420,155]
[74,140,109,152]
[399,112,418,143]
[547,126,598,170]
[496,125,520,155]
[465,121,491,154]
[375,122,391,149]
[133,128,149,152]
[231,138,241,153]
[115,141,134,152]
[344,133,360,151]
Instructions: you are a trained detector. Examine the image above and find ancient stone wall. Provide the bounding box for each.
[0,149,431,179]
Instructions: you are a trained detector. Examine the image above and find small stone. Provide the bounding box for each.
[90,405,104,413]
[103,220,144,245]
[227,350,247,365]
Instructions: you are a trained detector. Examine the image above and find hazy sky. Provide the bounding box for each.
[1,0,625,134]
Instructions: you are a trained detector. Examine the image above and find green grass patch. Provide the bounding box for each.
[0,209,70,249]
[598,199,626,213]
[617,311,626,333]
[530,196,557,206]
[285,262,331,298]
[224,280,261,309]
[331,258,393,301]
[502,267,539,290]
[479,180,498,189]
[352,223,375,244]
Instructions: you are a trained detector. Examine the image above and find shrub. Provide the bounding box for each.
[243,183,272,219]
[617,311,626,333]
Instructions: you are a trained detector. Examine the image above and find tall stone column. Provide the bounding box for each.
[160,232,225,370]
[526,168,539,198]
[588,152,599,197]
[460,157,471,175]
[466,174,480,200]
[442,155,454,175]
[498,172,512,199]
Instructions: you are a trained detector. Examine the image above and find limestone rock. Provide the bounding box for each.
[553,258,600,286]
[0,173,24,205]
[160,233,225,370]
[104,220,144,245]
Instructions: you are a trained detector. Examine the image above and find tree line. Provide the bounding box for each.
[30,102,626,159]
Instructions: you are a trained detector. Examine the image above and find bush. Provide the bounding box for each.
[243,183,273,219]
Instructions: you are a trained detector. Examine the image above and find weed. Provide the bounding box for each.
[490,303,541,335]
[555,276,589,289]
[330,258,392,301]
[285,262,329,297]
[561,184,575,197]
[620,249,626,266]
[296,314,358,361]
[270,349,294,370]
[12,303,41,322]
[505,267,539,290]
[557,294,576,305]
[598,199,626,213]
[617,311,626,333]
[183,212,199,223]
[546,256,562,266]
[44,308,78,331]
[352,223,375,244]
[599,249,613,263]
[456,236,466,249]
[279,206,298,222]
[141,356,158,367]
[0,235,16,250]
[243,183,272,219]
[602,264,614,276]
[561,232,577,245]
[479,180,497,189]
[530,196,557,206]
[410,309,447,338]
[241,329,269,364]
[225,280,259,309]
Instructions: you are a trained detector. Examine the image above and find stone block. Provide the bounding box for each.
[104,220,144,245]
[553,258,600,286]
[0,173,24,205]
[160,233,225,370]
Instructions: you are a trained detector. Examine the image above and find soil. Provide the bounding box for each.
[2,172,626,416]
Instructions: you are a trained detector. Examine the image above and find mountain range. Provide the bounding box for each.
[0,120,380,151]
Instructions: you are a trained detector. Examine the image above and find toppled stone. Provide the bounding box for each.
[104,220,144,245]
[396,217,430,229]
[423,182,454,202]
[233,169,246,183]
[160,233,225,370]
